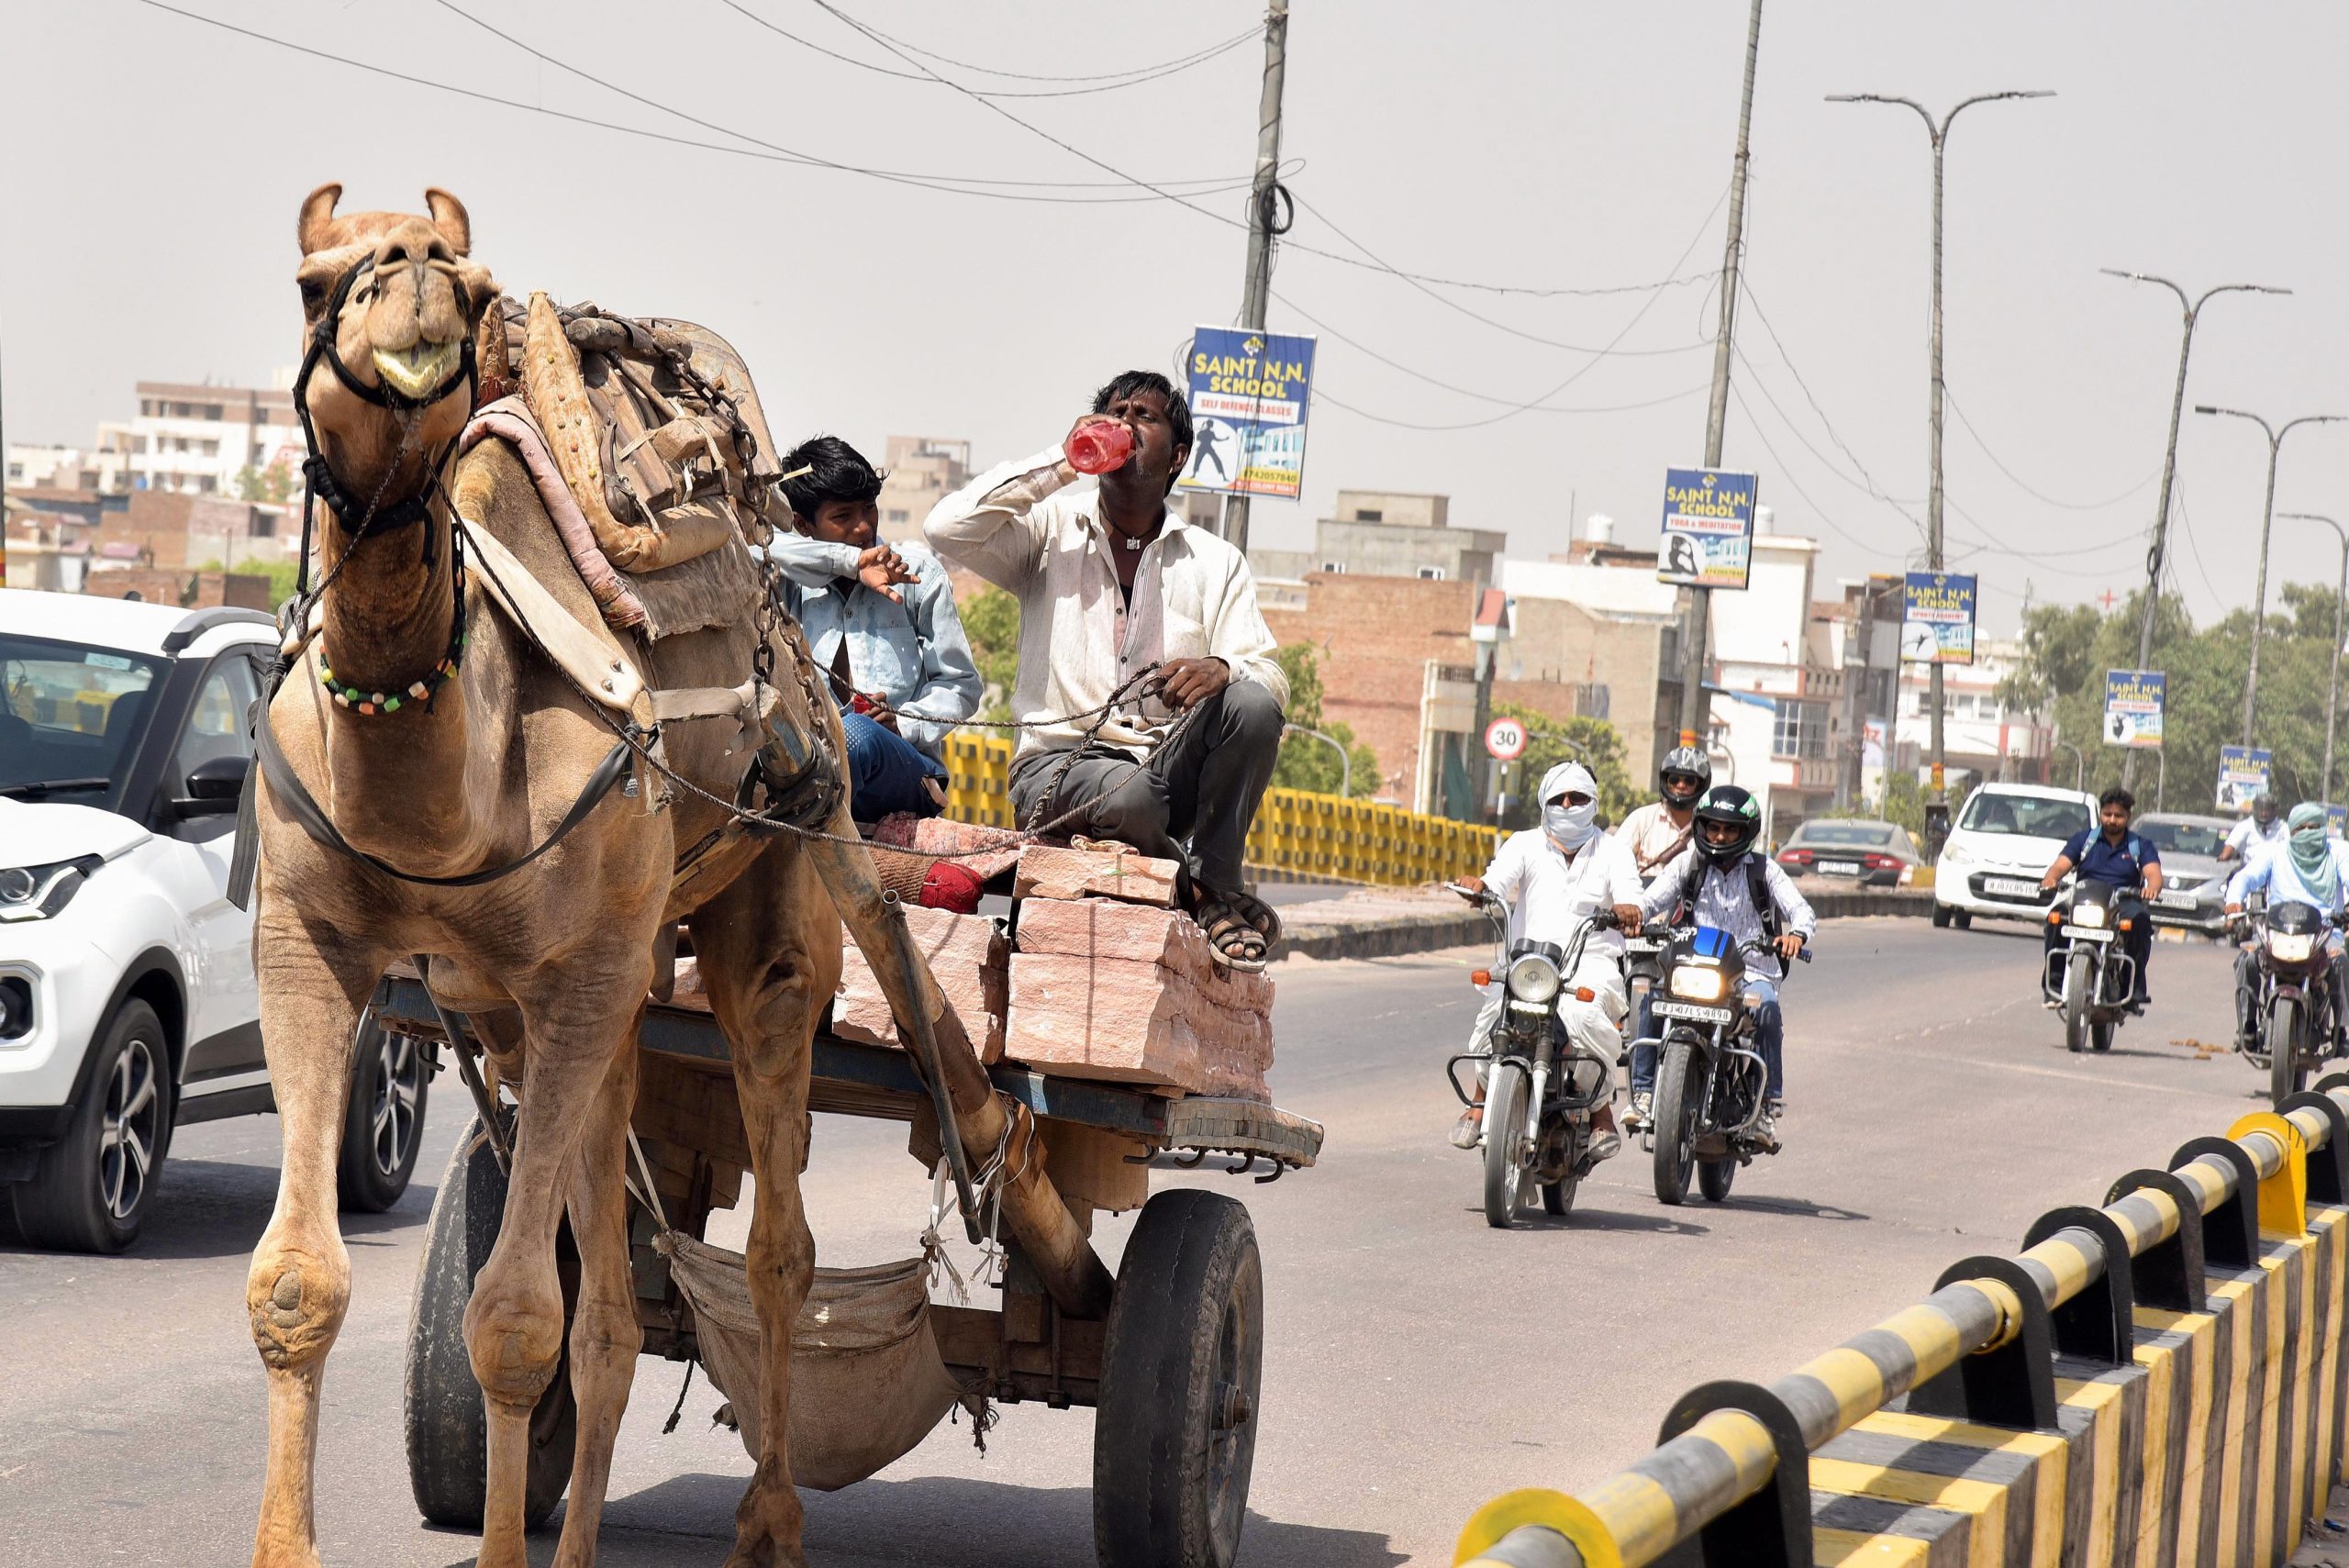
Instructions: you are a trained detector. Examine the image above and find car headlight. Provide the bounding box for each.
[0,858,97,923]
[1669,966,1727,1002]
[2072,903,2108,929]
[2270,932,2315,963]
[1506,953,1562,1005]
[1940,844,1972,865]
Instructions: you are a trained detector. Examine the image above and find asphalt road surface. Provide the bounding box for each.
[0,916,2277,1566]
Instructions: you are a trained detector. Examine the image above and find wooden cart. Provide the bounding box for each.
[373,950,1321,1568]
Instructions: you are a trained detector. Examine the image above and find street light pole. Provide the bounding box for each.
[2100,272,2288,790]
[2278,512,2349,806]
[2055,737,2084,793]
[1828,88,2053,805]
[2193,407,2347,745]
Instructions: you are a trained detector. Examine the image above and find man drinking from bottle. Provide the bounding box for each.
[924,370,1290,970]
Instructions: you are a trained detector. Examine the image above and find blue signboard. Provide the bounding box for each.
[1176,327,1317,500]
[1899,573,1976,665]
[2218,746,2273,814]
[1656,468,1757,589]
[2102,670,2165,749]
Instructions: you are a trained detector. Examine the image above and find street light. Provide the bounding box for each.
[2054,737,2085,793]
[1283,724,1352,800]
[2277,512,2349,808]
[2099,271,2289,790]
[2192,406,2347,744]
[1827,88,2053,804]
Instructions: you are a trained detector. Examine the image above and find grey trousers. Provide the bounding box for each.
[1008,679,1284,892]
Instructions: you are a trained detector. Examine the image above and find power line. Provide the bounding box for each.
[718,3,1261,96]
[1272,288,1709,395]
[1722,382,1891,556]
[1943,384,2160,512]
[1313,378,1710,428]
[132,0,1257,204]
[1734,276,1926,530]
[1731,343,1926,537]
[844,8,1262,83]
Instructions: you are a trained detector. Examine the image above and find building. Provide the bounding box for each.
[1248,488,1508,588]
[1891,638,2053,791]
[1501,513,1685,778]
[874,437,971,535]
[128,379,304,496]
[6,441,132,495]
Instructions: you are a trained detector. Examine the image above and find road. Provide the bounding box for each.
[0,916,2275,1566]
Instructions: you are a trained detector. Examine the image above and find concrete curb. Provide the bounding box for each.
[1275,885,1932,964]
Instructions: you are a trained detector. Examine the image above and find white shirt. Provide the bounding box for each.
[2227,817,2288,858]
[1637,848,1819,983]
[922,446,1288,760]
[1481,826,1643,962]
[2228,838,2349,915]
[1616,800,1696,881]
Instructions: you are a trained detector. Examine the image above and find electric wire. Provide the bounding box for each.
[843,8,1263,82]
[1944,384,2160,512]
[1735,277,1927,528]
[1722,382,1889,555]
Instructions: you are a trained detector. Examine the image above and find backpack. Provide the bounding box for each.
[1676,851,1781,946]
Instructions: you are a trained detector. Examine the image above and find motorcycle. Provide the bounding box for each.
[1442,886,1623,1229]
[2239,899,2347,1104]
[2042,879,2137,1054]
[1646,926,1808,1207]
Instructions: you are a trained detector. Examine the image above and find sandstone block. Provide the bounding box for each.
[1012,842,1179,906]
[835,904,1007,1064]
[873,812,1022,880]
[1005,951,1271,1101]
[1013,897,1275,1014]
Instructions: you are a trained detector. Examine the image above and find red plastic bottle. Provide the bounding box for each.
[1066,421,1134,475]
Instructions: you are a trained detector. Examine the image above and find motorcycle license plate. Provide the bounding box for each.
[1820,861,1862,876]
[1985,877,2042,897]
[1653,999,1735,1025]
[2060,925,2116,941]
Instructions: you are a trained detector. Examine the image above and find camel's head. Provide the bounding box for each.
[292,183,497,507]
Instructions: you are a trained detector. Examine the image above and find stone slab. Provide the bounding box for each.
[1012,842,1179,907]
[1005,950,1271,1101]
[835,904,1008,1064]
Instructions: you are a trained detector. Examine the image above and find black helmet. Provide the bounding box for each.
[2254,788,2278,825]
[1660,746,1712,809]
[1693,784,1762,866]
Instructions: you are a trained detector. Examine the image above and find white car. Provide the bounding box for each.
[1931,781,2099,929]
[1,588,425,1251]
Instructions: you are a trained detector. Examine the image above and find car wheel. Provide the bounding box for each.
[340,1009,429,1213]
[14,1001,173,1253]
[1953,911,1973,930]
[1932,904,1952,929]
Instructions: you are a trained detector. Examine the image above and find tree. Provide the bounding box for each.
[1270,642,1377,797]
[1491,701,1640,829]
[958,585,1019,723]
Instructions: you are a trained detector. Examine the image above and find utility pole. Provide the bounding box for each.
[2193,406,2345,745]
[2278,512,2349,806]
[2100,272,2287,789]
[1676,0,1765,751]
[1827,88,2051,805]
[1219,0,1289,556]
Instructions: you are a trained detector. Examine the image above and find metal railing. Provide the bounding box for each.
[1454,1084,2348,1567]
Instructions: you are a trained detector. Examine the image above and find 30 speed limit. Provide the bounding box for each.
[1484,717,1529,761]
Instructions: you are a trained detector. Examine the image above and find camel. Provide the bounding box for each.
[246,183,860,1568]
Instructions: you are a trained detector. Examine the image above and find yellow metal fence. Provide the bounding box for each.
[939,732,1499,886]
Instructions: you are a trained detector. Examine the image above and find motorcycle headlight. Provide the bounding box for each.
[2072,902,2109,929]
[1669,966,1727,1003]
[0,858,96,924]
[2269,931,2315,963]
[1506,953,1562,1005]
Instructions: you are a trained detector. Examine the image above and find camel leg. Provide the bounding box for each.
[465,966,649,1568]
[688,845,839,1568]
[246,917,390,1568]
[551,1030,644,1568]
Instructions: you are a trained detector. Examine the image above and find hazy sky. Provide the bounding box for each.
[8,1,2347,638]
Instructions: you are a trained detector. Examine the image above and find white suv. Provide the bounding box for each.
[1932,781,2099,929]
[1,587,425,1251]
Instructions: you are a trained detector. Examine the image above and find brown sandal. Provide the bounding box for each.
[1193,889,1275,973]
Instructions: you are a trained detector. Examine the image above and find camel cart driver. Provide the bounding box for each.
[924,369,1291,970]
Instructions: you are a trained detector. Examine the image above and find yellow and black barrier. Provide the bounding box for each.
[939,731,1501,885]
[1454,1079,2349,1568]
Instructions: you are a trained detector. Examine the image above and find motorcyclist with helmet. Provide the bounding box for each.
[1447,761,1644,1152]
[2220,787,2287,865]
[1630,784,1816,1149]
[2224,801,2349,1048]
[1616,747,1709,1132]
[2038,785,2163,1010]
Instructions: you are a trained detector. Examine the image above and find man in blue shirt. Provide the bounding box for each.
[766,436,981,823]
[2038,784,2165,1007]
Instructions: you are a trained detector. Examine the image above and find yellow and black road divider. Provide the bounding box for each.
[1455,1077,2349,1568]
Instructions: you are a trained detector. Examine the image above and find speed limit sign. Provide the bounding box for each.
[1484,717,1528,761]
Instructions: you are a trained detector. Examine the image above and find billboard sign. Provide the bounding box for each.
[2102,670,2165,749]
[1899,573,1977,664]
[2217,746,2274,814]
[1175,327,1317,501]
[1656,467,1757,589]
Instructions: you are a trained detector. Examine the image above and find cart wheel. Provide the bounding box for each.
[405,1115,577,1531]
[1095,1188,1264,1568]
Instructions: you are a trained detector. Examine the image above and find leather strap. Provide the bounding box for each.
[457,514,647,719]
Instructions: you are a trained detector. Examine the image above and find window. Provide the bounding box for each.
[140,399,155,417]
[1771,699,1829,760]
[1418,566,1446,581]
[1353,508,1384,522]
[1319,562,1347,574]
[0,631,165,802]
[1575,683,1611,719]
[887,509,909,524]
[169,657,258,815]
[1958,792,2091,840]
[203,404,224,421]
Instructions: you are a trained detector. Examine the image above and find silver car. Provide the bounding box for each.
[2134,812,2233,936]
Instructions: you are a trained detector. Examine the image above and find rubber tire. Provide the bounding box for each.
[1953,911,1974,931]
[1652,1038,1699,1207]
[2273,996,2307,1106]
[339,1012,429,1213]
[13,1001,173,1253]
[2090,1017,2115,1053]
[2064,952,2091,1054]
[1094,1188,1264,1568]
[1698,1157,1737,1203]
[1481,1065,1528,1229]
[1932,903,1952,929]
[405,1117,576,1531]
[1541,1120,1578,1216]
